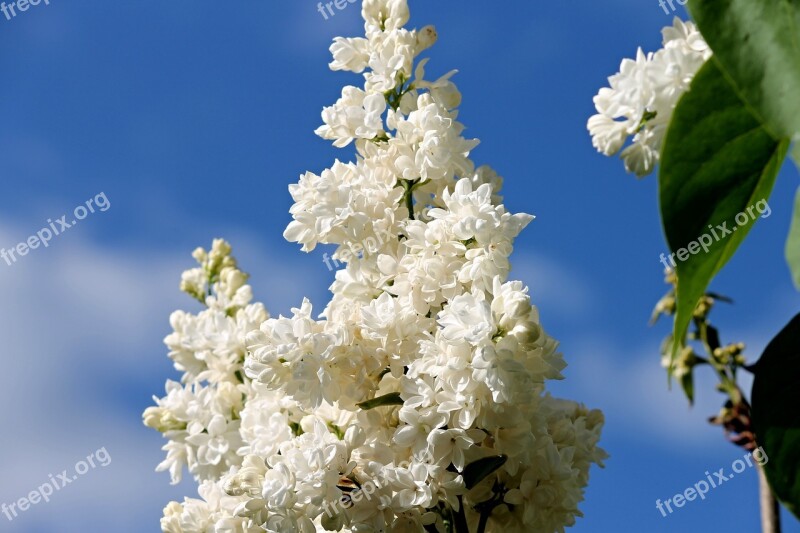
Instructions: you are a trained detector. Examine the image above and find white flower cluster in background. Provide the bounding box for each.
[587,18,712,177]
[146,1,606,532]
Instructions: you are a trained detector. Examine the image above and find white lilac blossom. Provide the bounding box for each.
[146,2,606,532]
[587,18,711,177]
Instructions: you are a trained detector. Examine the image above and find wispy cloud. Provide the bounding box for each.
[0,221,322,531]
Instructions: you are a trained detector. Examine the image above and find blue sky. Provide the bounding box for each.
[1,1,798,531]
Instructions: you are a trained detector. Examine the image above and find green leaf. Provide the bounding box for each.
[356,392,403,410]
[689,0,800,139]
[659,59,789,370]
[786,188,800,289]
[462,455,507,490]
[680,371,695,405]
[751,313,800,519]
[793,136,800,172]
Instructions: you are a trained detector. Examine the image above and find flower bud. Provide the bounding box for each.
[511,321,541,345]
[142,406,163,429]
[143,406,185,432]
[416,25,438,52]
[345,425,366,450]
[431,81,462,110]
[191,246,207,263]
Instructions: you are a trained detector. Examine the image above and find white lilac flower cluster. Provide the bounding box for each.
[587,18,712,177]
[146,1,606,532]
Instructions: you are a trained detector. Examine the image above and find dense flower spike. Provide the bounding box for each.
[146,2,606,531]
[587,18,711,177]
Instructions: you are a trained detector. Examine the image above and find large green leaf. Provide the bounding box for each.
[659,60,788,368]
[689,0,800,139]
[786,188,800,289]
[356,392,403,410]
[462,455,508,490]
[751,313,800,519]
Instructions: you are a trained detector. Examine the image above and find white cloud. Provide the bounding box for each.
[510,252,597,320]
[0,220,326,531]
[551,338,727,450]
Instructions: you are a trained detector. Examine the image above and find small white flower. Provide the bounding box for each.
[329,37,370,72]
[438,292,494,346]
[362,0,410,32]
[186,414,242,468]
[315,86,387,147]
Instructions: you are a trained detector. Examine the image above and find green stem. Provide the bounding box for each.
[454,496,470,533]
[476,511,490,533]
[695,317,742,405]
[474,492,504,533]
[405,182,415,220]
[402,178,419,220]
